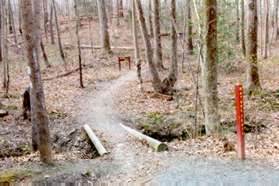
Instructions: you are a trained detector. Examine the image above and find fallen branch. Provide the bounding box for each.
[120,123,168,152]
[64,43,135,50]
[83,124,108,156]
[43,64,94,81]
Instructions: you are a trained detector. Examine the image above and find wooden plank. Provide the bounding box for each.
[120,123,168,152]
[83,124,108,156]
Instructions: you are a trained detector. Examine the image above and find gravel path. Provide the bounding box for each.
[76,71,279,185]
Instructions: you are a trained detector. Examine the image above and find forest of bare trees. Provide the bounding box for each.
[0,0,278,184]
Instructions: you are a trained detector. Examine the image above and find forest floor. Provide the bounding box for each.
[0,17,278,184]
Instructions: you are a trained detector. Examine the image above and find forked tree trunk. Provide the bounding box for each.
[241,0,246,56]
[74,0,84,88]
[132,0,143,90]
[247,0,261,94]
[135,0,162,92]
[21,0,52,164]
[97,0,112,54]
[153,0,164,69]
[203,0,219,134]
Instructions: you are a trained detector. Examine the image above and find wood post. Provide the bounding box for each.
[83,124,108,156]
[235,84,245,160]
[118,56,131,71]
[120,123,168,152]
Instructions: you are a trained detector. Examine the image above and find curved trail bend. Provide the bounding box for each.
[77,71,279,185]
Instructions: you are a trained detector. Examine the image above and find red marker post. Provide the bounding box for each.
[235,84,245,160]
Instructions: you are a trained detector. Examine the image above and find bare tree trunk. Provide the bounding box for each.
[132,0,143,90]
[275,0,279,40]
[49,4,55,45]
[52,0,67,67]
[203,0,219,134]
[8,0,17,47]
[135,0,162,92]
[40,40,51,68]
[119,0,124,17]
[42,0,48,41]
[264,0,269,59]
[247,0,261,94]
[187,0,194,55]
[97,0,112,54]
[2,0,9,96]
[74,0,84,88]
[21,0,52,164]
[18,0,23,34]
[148,0,153,38]
[153,0,164,69]
[241,0,246,56]
[160,0,178,94]
[116,0,120,26]
[236,0,240,43]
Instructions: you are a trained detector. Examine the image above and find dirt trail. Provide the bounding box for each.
[76,70,279,185]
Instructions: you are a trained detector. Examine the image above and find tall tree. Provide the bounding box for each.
[247,0,261,94]
[241,0,246,55]
[203,0,219,134]
[187,0,194,55]
[275,0,279,40]
[21,0,52,164]
[236,0,240,43]
[135,0,162,92]
[74,0,84,88]
[52,0,67,67]
[153,0,164,69]
[97,0,112,53]
[148,0,153,38]
[264,0,269,59]
[132,0,143,90]
[2,0,9,96]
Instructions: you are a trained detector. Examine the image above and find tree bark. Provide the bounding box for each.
[264,0,269,59]
[160,0,178,94]
[153,0,164,69]
[148,0,153,38]
[97,0,112,54]
[187,0,194,55]
[21,0,52,164]
[49,4,55,45]
[236,0,240,43]
[52,0,67,67]
[247,0,261,94]
[135,0,162,92]
[241,0,246,56]
[74,0,84,88]
[203,0,219,134]
[132,0,143,90]
[275,0,279,40]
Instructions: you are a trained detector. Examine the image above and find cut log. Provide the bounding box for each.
[0,110,8,117]
[64,43,135,50]
[83,124,108,156]
[120,123,168,152]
